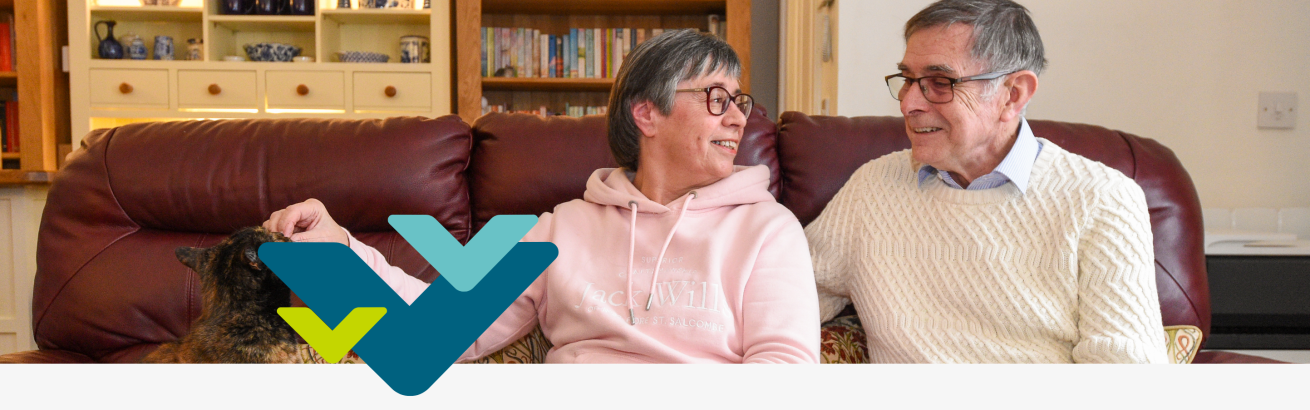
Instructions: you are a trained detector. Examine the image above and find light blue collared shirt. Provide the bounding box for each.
[917,118,1043,193]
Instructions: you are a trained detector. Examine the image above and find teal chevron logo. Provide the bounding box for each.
[259,215,558,396]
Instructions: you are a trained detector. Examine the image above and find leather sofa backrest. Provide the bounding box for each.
[32,116,473,362]
[468,105,780,234]
[776,112,1211,340]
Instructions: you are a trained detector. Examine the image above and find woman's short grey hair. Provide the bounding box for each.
[905,0,1047,82]
[607,29,742,172]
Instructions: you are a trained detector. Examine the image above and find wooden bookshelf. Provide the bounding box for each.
[482,77,614,91]
[455,0,751,123]
[0,0,69,182]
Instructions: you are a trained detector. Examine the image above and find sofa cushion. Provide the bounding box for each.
[33,116,472,362]
[777,112,1211,344]
[469,105,780,234]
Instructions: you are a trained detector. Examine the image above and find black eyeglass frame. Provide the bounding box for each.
[674,86,754,116]
[884,70,1015,104]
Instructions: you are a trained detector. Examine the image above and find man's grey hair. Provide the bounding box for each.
[906,0,1047,92]
[607,29,742,172]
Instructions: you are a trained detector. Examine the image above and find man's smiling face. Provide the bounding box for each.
[898,24,1009,174]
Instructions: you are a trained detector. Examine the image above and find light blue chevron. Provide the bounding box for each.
[387,214,537,292]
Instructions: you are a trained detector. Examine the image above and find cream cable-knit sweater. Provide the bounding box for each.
[807,138,1168,363]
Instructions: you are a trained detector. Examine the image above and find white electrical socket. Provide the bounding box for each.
[1258,91,1297,129]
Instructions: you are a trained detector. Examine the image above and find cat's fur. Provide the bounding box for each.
[140,226,298,363]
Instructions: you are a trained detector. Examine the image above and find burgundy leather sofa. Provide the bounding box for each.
[0,108,1279,363]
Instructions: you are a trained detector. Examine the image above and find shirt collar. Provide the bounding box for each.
[916,118,1041,193]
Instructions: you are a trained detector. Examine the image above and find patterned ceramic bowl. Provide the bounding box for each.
[243,43,302,62]
[336,51,390,63]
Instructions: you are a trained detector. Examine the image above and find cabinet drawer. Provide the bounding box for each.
[266,71,346,110]
[353,72,431,112]
[89,69,169,108]
[177,70,258,108]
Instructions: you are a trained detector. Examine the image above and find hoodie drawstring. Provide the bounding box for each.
[626,200,639,325]
[626,192,697,325]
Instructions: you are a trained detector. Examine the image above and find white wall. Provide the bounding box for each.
[836,0,1310,209]
[0,187,47,355]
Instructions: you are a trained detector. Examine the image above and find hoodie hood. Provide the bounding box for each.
[582,165,775,213]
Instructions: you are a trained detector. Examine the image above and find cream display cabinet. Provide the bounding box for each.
[69,0,452,147]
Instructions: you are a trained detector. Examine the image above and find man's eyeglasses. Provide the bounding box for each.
[675,86,754,116]
[884,71,1013,104]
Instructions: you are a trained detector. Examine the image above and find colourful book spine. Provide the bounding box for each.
[546,34,554,78]
[5,100,14,153]
[533,29,541,78]
[584,29,593,78]
[593,28,602,79]
[500,28,510,75]
[488,27,497,76]
[567,31,575,78]
[615,29,625,76]
[569,30,577,78]
[555,36,564,79]
[515,28,522,77]
[603,29,611,78]
[8,99,14,153]
[480,28,487,77]
[1,100,7,153]
[0,21,11,72]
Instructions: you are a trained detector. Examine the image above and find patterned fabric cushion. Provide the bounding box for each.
[468,326,553,364]
[297,345,366,364]
[817,317,1204,364]
[298,318,1189,365]
[820,315,869,364]
[295,326,553,364]
[1164,325,1204,364]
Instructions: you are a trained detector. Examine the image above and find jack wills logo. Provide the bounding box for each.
[260,215,557,396]
[573,279,731,333]
[574,281,729,313]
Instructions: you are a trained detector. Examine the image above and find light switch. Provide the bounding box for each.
[1258,91,1297,129]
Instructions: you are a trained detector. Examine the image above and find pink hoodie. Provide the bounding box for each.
[347,165,820,363]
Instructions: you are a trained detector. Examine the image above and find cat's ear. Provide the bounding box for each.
[175,246,207,272]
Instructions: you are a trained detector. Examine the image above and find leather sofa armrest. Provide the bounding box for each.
[1193,350,1288,364]
[0,350,96,364]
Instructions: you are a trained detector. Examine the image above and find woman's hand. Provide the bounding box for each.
[262,198,349,246]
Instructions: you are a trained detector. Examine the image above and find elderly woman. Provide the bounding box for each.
[263,29,819,363]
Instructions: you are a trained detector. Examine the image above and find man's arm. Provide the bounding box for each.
[804,172,867,324]
[1072,180,1169,363]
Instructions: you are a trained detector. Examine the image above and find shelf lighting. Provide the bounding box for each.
[178,108,260,113]
[94,0,143,7]
[266,109,348,114]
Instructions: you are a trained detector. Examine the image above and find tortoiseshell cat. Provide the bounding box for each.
[140,226,298,363]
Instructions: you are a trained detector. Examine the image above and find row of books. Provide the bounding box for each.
[0,12,14,72]
[1,88,19,154]
[482,27,682,79]
[482,104,609,118]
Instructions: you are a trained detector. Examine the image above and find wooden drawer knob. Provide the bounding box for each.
[119,82,133,94]
[208,84,222,95]
[296,84,309,96]
[384,86,397,98]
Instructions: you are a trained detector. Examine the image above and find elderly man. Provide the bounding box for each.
[806,0,1167,363]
